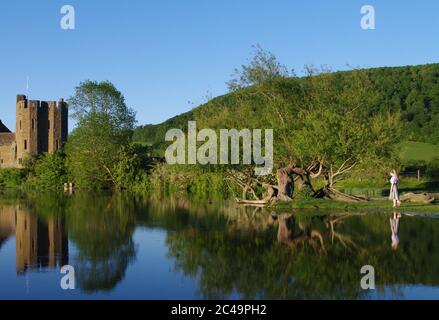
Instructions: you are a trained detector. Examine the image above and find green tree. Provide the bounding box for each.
[68,80,136,132]
[276,70,404,197]
[66,81,136,189]
[226,45,291,91]
[200,67,404,200]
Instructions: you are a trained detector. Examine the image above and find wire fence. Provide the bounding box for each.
[400,170,423,181]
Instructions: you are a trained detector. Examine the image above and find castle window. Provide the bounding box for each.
[0,159,3,164]
[32,119,35,130]
[18,158,22,165]
[24,139,27,150]
[19,120,22,130]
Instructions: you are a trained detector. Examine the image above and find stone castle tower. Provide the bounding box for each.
[0,95,68,168]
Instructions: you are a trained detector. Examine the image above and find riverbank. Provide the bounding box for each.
[274,198,439,214]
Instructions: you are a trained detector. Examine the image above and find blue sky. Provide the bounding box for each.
[0,0,438,131]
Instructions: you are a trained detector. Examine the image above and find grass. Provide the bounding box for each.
[273,198,439,214]
[337,178,439,197]
[398,141,439,162]
[338,177,429,189]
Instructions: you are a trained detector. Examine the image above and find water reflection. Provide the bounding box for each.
[0,194,438,299]
[166,204,439,299]
[64,193,137,293]
[0,204,68,275]
[268,213,325,254]
[390,212,401,250]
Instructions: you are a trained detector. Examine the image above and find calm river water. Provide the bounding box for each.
[0,193,438,300]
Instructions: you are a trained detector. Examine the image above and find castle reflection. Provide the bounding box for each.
[0,204,68,275]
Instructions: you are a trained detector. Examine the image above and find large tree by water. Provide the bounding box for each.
[66,81,137,189]
[196,48,404,201]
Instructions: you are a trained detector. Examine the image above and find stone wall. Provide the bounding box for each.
[0,133,16,168]
[0,95,68,168]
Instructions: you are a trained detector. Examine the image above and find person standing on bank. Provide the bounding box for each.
[389,170,401,207]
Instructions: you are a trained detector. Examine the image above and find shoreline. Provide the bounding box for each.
[273,198,439,214]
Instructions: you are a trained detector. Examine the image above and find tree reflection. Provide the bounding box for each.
[74,241,136,292]
[269,213,326,254]
[323,213,364,252]
[165,204,439,299]
[64,193,137,293]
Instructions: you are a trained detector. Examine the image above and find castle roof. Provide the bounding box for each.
[0,133,15,146]
[0,120,11,133]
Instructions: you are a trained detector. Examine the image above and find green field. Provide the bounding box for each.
[398,141,439,162]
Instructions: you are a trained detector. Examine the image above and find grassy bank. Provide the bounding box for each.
[274,198,439,214]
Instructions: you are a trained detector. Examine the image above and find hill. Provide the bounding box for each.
[133,63,439,159]
[398,141,439,162]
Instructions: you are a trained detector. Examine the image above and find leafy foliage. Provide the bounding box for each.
[226,45,291,91]
[66,81,137,189]
[25,152,68,190]
[0,168,25,189]
[69,80,136,132]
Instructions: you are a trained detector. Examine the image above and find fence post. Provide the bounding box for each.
[418,169,420,182]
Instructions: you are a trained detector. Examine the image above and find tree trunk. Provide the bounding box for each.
[263,186,277,201]
[276,166,295,200]
[294,169,316,195]
[275,165,319,200]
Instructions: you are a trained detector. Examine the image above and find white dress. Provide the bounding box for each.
[389,176,399,201]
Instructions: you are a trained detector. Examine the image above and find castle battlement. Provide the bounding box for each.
[16,96,66,110]
[0,94,68,168]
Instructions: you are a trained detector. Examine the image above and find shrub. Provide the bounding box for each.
[25,152,68,190]
[0,168,25,189]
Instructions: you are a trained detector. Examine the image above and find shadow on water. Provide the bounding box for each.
[0,192,438,299]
